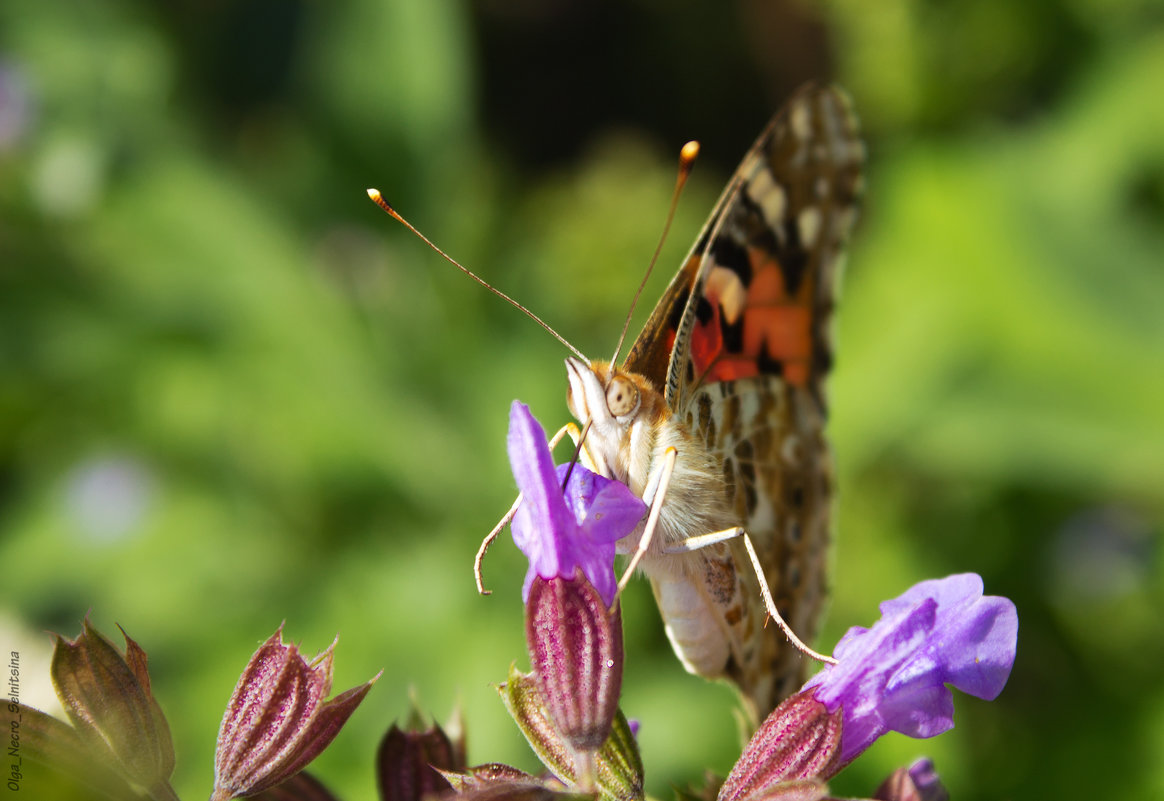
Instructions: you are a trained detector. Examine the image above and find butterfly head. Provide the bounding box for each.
[565,357,664,488]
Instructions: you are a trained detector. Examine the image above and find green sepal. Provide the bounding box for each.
[16,704,147,800]
[499,665,644,801]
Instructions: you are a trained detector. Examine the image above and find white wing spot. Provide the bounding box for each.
[749,168,787,226]
[798,206,822,248]
[790,100,813,141]
[738,389,759,429]
[708,265,748,325]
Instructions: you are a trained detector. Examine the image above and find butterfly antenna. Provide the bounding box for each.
[367,188,588,363]
[609,140,700,367]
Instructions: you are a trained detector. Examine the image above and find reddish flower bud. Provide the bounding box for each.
[376,718,463,801]
[526,573,624,755]
[211,627,379,801]
[717,691,841,801]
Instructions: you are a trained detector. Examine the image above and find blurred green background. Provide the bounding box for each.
[2,1,1162,799]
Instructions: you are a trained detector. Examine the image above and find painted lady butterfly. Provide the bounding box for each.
[563,83,864,722]
[369,82,863,724]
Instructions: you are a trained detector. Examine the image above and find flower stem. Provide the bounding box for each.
[574,748,596,793]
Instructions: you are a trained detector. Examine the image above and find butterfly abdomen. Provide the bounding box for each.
[649,564,733,676]
[633,416,761,681]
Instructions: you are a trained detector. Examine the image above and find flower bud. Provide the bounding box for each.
[526,573,624,755]
[50,619,176,797]
[376,718,463,801]
[211,627,378,801]
[718,691,841,801]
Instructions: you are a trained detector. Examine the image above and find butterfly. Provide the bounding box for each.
[562,83,864,723]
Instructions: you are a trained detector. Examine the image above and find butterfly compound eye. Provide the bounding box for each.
[605,375,640,418]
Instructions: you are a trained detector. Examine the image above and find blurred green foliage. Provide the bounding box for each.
[2,1,1162,800]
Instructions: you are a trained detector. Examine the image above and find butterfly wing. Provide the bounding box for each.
[625,83,864,715]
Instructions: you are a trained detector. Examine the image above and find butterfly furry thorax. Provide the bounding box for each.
[566,359,729,553]
[561,84,864,725]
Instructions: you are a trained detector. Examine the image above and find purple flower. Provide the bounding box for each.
[803,573,1018,771]
[507,401,646,606]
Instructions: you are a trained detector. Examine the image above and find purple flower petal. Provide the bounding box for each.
[559,465,645,547]
[872,757,949,801]
[907,758,948,801]
[583,487,647,545]
[804,573,1017,771]
[508,402,575,569]
[507,401,646,606]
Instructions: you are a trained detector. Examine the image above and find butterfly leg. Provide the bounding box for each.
[664,528,836,665]
[474,421,596,595]
[474,492,522,595]
[615,446,678,597]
